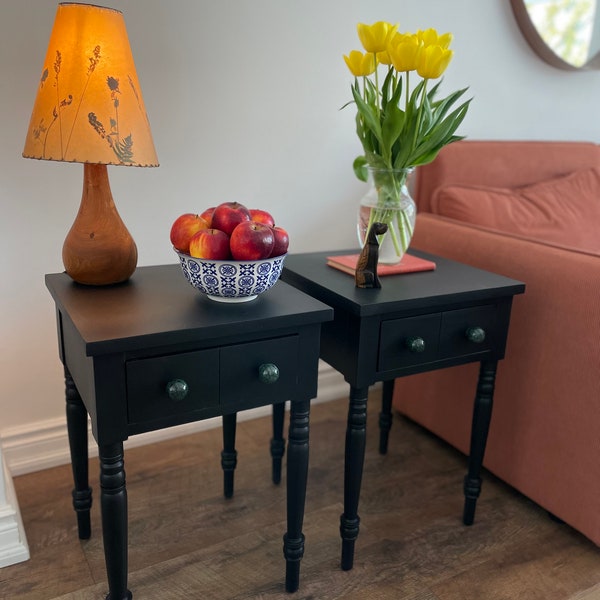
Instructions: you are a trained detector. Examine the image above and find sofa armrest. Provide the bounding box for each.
[412,213,600,362]
[410,211,600,476]
[401,213,600,544]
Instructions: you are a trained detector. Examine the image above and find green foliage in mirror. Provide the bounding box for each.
[512,0,600,70]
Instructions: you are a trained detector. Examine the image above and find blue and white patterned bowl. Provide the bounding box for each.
[175,249,286,303]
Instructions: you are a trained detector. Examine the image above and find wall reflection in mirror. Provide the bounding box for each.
[512,0,600,69]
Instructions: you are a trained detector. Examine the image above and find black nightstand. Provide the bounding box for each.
[46,265,332,599]
[281,250,525,570]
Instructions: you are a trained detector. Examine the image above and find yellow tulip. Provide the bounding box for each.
[387,33,422,72]
[417,28,453,49]
[357,21,398,53]
[343,50,376,77]
[416,44,453,79]
[377,50,392,66]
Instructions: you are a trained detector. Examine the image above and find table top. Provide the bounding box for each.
[282,250,525,317]
[46,264,333,356]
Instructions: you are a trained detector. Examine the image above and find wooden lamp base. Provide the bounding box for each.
[62,163,138,286]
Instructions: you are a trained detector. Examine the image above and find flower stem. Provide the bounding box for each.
[373,53,380,120]
[363,169,413,259]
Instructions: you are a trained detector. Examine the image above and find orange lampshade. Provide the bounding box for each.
[23,2,158,167]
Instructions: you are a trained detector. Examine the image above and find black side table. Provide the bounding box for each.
[46,265,332,599]
[280,250,525,570]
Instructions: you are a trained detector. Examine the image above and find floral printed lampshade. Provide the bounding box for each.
[23,2,158,167]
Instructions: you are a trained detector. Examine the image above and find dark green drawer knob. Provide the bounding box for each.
[406,336,426,353]
[166,379,189,401]
[258,363,280,384]
[466,327,486,343]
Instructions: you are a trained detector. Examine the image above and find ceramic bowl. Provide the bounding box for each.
[174,250,287,303]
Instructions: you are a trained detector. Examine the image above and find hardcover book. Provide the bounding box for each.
[326,253,436,276]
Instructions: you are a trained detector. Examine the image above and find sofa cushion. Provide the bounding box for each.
[431,168,600,254]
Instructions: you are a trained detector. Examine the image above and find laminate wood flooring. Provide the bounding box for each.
[2,392,599,599]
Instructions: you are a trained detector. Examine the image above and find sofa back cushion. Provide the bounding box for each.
[431,168,600,254]
[414,140,600,213]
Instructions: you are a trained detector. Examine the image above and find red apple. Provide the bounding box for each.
[249,208,275,228]
[230,221,274,260]
[200,206,215,227]
[210,202,251,236]
[270,226,289,257]
[170,213,209,253]
[189,228,231,260]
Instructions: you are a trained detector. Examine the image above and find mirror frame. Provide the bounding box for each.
[510,0,600,70]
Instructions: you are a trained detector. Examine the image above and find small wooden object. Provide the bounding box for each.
[355,222,388,289]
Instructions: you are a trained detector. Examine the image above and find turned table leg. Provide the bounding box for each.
[340,385,369,571]
[271,402,286,485]
[221,412,238,499]
[378,380,394,455]
[99,443,131,600]
[64,368,92,540]
[283,399,310,593]
[463,359,497,526]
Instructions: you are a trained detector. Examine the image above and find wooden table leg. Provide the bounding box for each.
[463,359,497,526]
[271,402,286,485]
[340,385,369,571]
[99,443,131,600]
[378,380,394,455]
[283,398,310,593]
[64,368,92,540]
[221,412,238,499]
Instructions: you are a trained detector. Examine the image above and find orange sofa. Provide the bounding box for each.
[392,140,600,546]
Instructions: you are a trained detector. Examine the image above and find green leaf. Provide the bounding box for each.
[351,85,383,147]
[409,100,471,163]
[353,156,369,181]
[381,68,394,110]
[389,72,403,107]
[427,80,443,102]
[430,87,469,124]
[381,104,405,163]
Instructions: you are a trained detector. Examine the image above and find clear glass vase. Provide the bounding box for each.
[357,167,417,265]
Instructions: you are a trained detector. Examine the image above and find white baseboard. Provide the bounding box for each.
[1,362,350,477]
[0,453,29,567]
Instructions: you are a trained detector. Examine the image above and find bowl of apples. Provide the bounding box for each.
[171,202,289,303]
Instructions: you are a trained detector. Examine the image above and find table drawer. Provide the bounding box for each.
[221,335,299,408]
[127,349,220,424]
[378,314,441,371]
[439,305,498,358]
[126,335,300,425]
[378,305,499,373]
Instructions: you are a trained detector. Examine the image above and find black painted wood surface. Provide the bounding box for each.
[45,265,333,599]
[281,249,525,571]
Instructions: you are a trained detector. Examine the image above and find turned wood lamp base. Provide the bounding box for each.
[62,163,138,286]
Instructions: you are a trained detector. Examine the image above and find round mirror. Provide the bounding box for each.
[511,0,600,70]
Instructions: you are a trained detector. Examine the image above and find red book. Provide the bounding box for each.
[326,253,436,276]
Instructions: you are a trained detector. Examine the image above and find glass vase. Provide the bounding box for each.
[357,167,417,265]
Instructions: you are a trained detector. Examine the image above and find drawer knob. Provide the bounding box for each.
[466,327,486,343]
[258,363,280,384]
[166,379,189,401]
[406,336,426,353]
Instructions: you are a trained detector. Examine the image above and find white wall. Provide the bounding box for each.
[1,0,599,471]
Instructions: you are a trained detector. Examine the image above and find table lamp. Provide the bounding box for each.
[23,2,158,285]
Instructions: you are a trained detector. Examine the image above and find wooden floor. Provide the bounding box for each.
[2,392,599,600]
